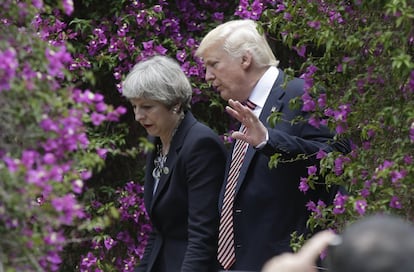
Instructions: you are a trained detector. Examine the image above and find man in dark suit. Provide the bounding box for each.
[195,19,350,271]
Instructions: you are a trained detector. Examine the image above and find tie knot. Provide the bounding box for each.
[244,100,256,110]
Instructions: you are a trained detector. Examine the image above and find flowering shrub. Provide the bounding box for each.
[261,0,414,236]
[0,1,129,270]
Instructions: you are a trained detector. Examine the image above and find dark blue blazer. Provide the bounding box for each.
[219,69,350,271]
[136,112,227,272]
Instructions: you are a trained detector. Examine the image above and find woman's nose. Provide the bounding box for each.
[134,108,144,121]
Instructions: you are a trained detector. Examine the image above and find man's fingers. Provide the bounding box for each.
[297,230,337,262]
[226,99,255,122]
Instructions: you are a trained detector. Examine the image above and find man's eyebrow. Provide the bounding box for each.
[203,59,215,65]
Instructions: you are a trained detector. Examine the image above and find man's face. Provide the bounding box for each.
[201,42,250,102]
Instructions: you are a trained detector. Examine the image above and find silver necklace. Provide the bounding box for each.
[151,113,184,179]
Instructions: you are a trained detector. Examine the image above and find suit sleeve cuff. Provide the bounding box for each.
[254,130,269,149]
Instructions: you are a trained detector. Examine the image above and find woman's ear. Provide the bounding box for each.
[172,103,181,113]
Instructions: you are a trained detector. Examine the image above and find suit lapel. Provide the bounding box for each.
[144,140,157,215]
[149,112,196,212]
[233,69,286,195]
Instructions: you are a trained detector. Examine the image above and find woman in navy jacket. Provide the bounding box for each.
[122,55,227,272]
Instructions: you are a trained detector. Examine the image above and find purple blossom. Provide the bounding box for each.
[43,153,56,164]
[306,200,326,218]
[333,192,348,214]
[72,179,84,194]
[283,12,292,21]
[360,188,370,198]
[354,199,367,216]
[44,231,65,245]
[390,169,406,186]
[95,102,107,112]
[3,156,20,172]
[153,4,162,13]
[306,200,317,212]
[80,252,98,270]
[185,38,196,47]
[104,236,117,250]
[21,150,39,169]
[299,177,309,193]
[147,15,158,26]
[21,62,37,90]
[97,148,108,159]
[93,28,108,44]
[390,196,402,209]
[142,40,154,51]
[404,155,412,164]
[136,10,147,25]
[308,115,321,128]
[377,160,394,171]
[117,23,129,37]
[51,164,66,181]
[91,112,106,126]
[40,250,62,271]
[155,45,168,55]
[328,11,344,25]
[250,0,264,20]
[176,50,187,62]
[32,0,44,9]
[335,124,347,134]
[0,48,18,92]
[301,92,316,112]
[212,12,224,21]
[275,4,285,13]
[307,165,317,175]
[334,104,351,121]
[26,167,49,186]
[106,106,127,121]
[316,149,327,159]
[307,20,321,29]
[317,93,327,108]
[80,169,92,180]
[301,65,318,91]
[40,117,59,132]
[188,65,200,77]
[334,156,350,176]
[293,45,306,58]
[62,0,74,15]
[51,194,85,225]
[45,46,72,77]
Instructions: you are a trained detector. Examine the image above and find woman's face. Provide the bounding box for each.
[130,97,177,141]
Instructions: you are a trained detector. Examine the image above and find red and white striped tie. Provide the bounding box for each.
[217,100,256,270]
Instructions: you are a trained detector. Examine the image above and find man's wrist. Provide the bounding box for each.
[254,130,269,149]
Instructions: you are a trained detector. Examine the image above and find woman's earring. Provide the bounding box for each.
[172,108,178,113]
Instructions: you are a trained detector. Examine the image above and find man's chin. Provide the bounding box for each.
[219,91,230,101]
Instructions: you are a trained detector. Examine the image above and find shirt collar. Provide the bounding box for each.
[248,66,279,110]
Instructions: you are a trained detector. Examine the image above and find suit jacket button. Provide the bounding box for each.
[236,244,242,248]
[235,209,242,213]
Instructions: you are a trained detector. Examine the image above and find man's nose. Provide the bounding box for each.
[205,67,215,82]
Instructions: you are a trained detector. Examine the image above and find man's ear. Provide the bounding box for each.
[241,51,253,70]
